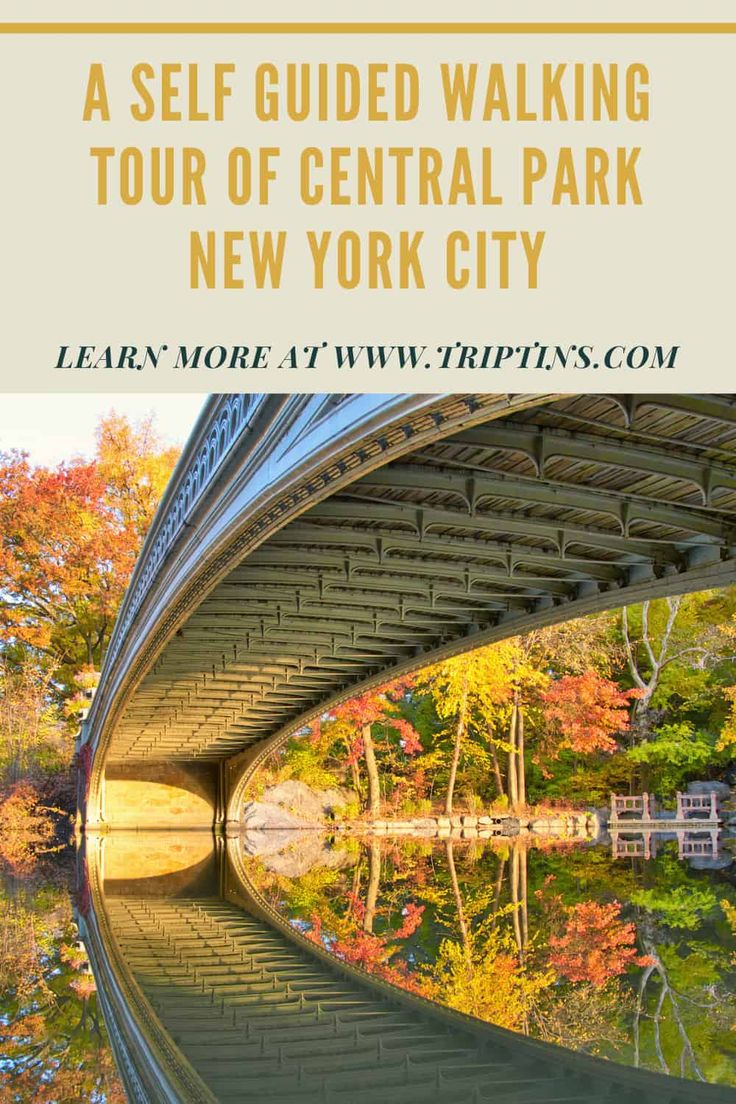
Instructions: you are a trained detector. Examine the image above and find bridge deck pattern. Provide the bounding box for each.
[107,894,711,1104]
[107,394,736,764]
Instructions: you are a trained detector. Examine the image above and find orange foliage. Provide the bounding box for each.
[331,676,419,742]
[549,900,651,987]
[0,782,66,871]
[541,670,642,755]
[0,415,178,674]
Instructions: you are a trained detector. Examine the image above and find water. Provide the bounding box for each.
[0,858,125,1102]
[245,832,736,1086]
[2,832,735,1101]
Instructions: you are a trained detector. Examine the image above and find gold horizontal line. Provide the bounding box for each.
[0,22,735,34]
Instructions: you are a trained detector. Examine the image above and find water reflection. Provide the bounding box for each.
[244,831,736,1087]
[0,859,125,1103]
[78,829,736,1102]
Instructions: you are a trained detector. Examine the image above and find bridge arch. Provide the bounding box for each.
[81,393,736,829]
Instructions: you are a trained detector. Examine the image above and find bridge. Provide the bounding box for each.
[77,392,736,1103]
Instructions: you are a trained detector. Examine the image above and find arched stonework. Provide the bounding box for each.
[81,394,736,827]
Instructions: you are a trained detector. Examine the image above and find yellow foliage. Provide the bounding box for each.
[422,925,554,1032]
[717,687,736,751]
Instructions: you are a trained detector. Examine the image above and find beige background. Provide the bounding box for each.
[0,5,734,393]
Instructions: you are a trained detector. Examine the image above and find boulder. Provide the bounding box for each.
[686,780,731,800]
[259,779,356,822]
[688,854,733,871]
[242,800,313,832]
[242,826,355,878]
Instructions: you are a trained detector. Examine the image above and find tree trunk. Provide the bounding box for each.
[507,702,519,808]
[348,752,362,802]
[516,705,526,809]
[445,840,470,952]
[488,739,505,799]
[510,843,523,960]
[445,679,469,816]
[363,838,382,933]
[362,722,381,817]
[510,843,530,1035]
[490,855,507,926]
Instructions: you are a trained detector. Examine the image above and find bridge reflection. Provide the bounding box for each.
[77,832,735,1104]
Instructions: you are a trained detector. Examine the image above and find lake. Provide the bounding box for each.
[2,830,734,1101]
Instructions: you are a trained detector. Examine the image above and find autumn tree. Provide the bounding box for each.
[541,671,640,756]
[321,676,421,816]
[621,591,736,740]
[95,411,180,542]
[0,660,62,783]
[0,414,179,690]
[0,452,125,673]
[548,900,649,988]
[417,643,517,815]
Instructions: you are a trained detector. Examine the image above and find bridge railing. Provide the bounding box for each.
[109,396,268,665]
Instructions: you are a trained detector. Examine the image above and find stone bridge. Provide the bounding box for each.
[77,392,736,1103]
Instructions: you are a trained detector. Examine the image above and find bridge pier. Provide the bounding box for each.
[84,762,221,831]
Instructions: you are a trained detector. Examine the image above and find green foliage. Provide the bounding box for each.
[529,748,637,806]
[332,799,361,820]
[626,722,723,797]
[631,884,719,930]
[283,867,341,915]
[277,736,341,790]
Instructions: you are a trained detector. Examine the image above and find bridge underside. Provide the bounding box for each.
[104,393,736,779]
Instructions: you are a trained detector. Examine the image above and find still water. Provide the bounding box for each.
[2,831,735,1101]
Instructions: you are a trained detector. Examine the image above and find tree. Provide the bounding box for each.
[541,671,640,756]
[0,452,126,671]
[0,782,67,870]
[0,414,179,689]
[417,643,517,814]
[0,660,62,783]
[95,411,180,542]
[621,592,736,740]
[717,686,736,751]
[628,722,722,798]
[548,900,649,988]
[322,676,421,816]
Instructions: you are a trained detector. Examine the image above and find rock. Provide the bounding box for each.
[478,816,495,826]
[529,818,565,835]
[437,817,451,828]
[462,816,478,827]
[688,854,733,870]
[242,827,355,878]
[686,780,731,800]
[241,825,306,856]
[260,779,356,821]
[413,818,439,830]
[450,816,464,828]
[242,800,313,832]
